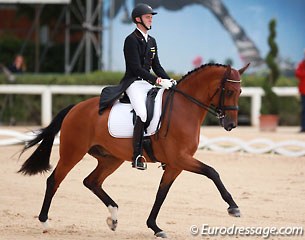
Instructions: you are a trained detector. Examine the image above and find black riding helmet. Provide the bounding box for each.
[131,3,157,30]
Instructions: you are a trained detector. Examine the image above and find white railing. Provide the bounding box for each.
[241,87,298,126]
[0,85,299,126]
[0,85,104,126]
[1,129,305,157]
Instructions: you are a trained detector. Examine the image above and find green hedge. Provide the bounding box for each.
[0,71,300,126]
[0,71,124,85]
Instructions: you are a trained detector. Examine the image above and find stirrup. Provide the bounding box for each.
[132,155,147,170]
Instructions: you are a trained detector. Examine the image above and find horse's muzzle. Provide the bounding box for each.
[220,116,237,131]
[224,122,236,131]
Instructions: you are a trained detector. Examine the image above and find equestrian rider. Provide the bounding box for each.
[99,3,176,170]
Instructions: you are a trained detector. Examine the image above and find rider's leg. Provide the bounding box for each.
[126,80,152,170]
[131,116,146,170]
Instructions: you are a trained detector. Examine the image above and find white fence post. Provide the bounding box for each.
[240,87,264,127]
[252,92,262,126]
[41,87,52,127]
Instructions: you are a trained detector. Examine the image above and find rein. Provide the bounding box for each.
[156,65,241,137]
[171,88,218,116]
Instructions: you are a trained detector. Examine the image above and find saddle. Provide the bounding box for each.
[120,87,160,133]
[105,88,164,163]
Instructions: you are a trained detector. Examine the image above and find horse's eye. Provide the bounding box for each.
[226,90,234,97]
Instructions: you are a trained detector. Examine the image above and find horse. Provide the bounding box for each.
[18,63,249,238]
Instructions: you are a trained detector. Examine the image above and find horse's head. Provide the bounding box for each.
[210,63,250,131]
[174,63,250,132]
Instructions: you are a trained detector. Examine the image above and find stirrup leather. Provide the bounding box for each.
[133,155,147,170]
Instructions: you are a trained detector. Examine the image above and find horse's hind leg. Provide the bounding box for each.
[83,155,124,231]
[39,149,87,231]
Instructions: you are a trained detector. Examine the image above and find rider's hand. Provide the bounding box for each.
[170,79,177,86]
[156,78,174,89]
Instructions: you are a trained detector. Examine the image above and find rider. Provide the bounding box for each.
[99,3,176,170]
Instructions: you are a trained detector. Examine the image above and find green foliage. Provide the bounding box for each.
[241,74,297,87]
[262,18,280,115]
[266,19,279,86]
[0,71,123,85]
[261,80,279,114]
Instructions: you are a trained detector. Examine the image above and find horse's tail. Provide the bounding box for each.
[18,104,75,175]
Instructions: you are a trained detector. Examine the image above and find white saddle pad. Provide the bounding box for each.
[108,88,165,138]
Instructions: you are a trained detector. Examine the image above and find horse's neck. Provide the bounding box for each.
[174,67,223,124]
[178,68,216,105]
[173,73,211,126]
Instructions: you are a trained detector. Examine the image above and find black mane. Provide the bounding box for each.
[178,63,228,84]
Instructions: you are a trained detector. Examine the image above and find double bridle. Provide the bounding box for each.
[157,65,241,136]
[172,66,241,119]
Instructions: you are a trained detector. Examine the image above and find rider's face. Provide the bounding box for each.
[142,14,153,28]
[136,14,153,31]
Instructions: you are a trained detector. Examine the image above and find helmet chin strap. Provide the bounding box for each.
[139,16,151,30]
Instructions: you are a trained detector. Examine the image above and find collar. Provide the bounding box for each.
[136,27,148,42]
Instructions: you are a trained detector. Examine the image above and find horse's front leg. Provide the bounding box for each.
[147,166,182,238]
[178,156,240,217]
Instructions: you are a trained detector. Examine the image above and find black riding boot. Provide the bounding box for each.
[132,116,147,170]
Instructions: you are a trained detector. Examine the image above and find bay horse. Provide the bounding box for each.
[19,63,249,238]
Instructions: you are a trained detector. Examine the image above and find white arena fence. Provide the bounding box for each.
[0,85,299,126]
[1,129,305,157]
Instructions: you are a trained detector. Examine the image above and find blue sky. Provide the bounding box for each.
[103,0,305,74]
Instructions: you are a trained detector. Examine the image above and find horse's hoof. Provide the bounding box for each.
[228,207,241,217]
[155,231,167,238]
[41,220,50,233]
[106,217,118,231]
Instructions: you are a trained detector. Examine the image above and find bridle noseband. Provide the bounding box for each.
[215,77,241,119]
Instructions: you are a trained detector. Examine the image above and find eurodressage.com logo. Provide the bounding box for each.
[189,224,304,238]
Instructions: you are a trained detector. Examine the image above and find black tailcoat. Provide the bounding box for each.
[99,29,169,113]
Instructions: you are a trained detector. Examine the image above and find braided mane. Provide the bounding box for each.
[178,63,227,84]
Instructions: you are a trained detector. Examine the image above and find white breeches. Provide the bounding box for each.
[125,80,154,122]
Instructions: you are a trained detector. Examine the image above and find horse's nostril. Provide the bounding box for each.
[225,123,236,131]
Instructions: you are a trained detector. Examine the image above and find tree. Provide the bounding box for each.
[261,18,280,115]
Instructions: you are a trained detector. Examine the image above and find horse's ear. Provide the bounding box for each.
[238,63,250,75]
[225,64,232,76]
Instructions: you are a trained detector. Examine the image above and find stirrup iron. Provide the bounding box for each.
[133,155,147,170]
